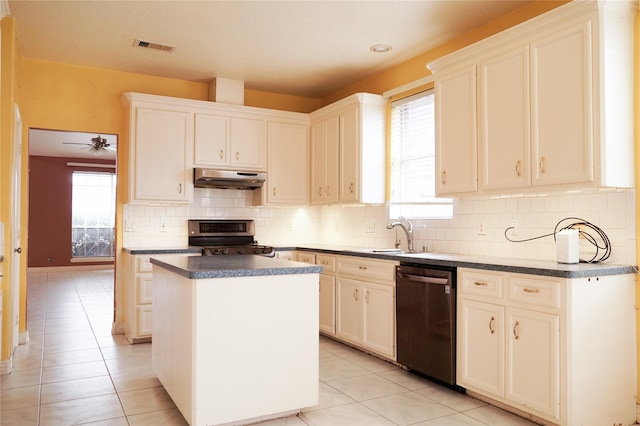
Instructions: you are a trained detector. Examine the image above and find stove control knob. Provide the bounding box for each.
[236,248,244,254]
[262,247,272,254]
[253,248,262,254]
[221,248,229,255]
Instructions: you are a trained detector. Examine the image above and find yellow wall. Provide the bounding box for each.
[1,16,19,361]
[635,9,640,403]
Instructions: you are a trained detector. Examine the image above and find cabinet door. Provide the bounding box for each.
[319,274,336,335]
[339,106,359,202]
[457,299,504,397]
[336,277,362,344]
[479,46,530,190]
[310,117,339,204]
[230,117,265,170]
[435,64,477,195]
[266,122,309,204]
[194,113,229,166]
[507,308,560,420]
[362,282,395,358]
[133,107,192,203]
[531,20,593,186]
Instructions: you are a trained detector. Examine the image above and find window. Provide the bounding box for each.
[389,89,452,219]
[71,171,116,259]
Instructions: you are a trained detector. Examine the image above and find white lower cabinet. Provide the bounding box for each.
[124,251,197,343]
[335,256,397,360]
[457,267,635,425]
[297,251,337,336]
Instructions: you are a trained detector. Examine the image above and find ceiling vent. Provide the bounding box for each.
[133,39,175,53]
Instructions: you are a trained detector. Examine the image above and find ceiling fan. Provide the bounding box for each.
[63,135,115,155]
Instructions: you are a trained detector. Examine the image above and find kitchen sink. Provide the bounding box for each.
[351,248,405,254]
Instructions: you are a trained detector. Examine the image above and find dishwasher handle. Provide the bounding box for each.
[397,271,449,285]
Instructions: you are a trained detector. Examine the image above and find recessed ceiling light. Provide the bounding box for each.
[370,44,392,53]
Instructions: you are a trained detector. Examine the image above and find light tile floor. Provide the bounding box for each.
[0,269,540,426]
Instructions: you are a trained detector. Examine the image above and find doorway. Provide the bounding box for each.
[27,129,117,269]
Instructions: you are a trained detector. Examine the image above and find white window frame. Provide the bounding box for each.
[389,89,452,219]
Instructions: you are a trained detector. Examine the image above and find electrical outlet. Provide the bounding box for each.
[287,221,293,231]
[160,218,168,232]
[510,219,519,236]
[125,220,137,232]
[365,220,375,233]
[478,221,486,235]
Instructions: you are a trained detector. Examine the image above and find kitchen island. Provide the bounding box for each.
[150,255,322,426]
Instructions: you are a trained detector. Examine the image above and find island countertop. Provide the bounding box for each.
[150,254,323,279]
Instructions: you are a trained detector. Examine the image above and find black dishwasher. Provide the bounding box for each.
[396,264,457,387]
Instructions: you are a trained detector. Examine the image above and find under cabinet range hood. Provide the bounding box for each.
[193,168,266,189]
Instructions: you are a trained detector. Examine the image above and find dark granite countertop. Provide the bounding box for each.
[150,255,323,280]
[123,247,202,255]
[277,245,637,278]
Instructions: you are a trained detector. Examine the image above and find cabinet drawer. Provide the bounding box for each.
[297,252,316,264]
[137,255,153,273]
[316,254,336,273]
[459,268,503,299]
[507,275,560,309]
[136,275,153,304]
[337,256,396,283]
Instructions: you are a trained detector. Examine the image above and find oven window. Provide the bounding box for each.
[71,171,116,259]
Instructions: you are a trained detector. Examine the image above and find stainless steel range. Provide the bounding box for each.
[188,219,274,256]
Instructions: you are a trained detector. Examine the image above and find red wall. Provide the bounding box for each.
[28,156,116,267]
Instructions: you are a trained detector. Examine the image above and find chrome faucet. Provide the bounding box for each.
[386,217,414,253]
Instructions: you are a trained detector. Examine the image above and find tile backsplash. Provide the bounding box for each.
[123,187,637,265]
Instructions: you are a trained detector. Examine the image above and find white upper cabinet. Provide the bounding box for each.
[254,117,310,205]
[310,93,386,205]
[479,46,530,190]
[123,93,194,205]
[194,111,266,171]
[429,0,635,195]
[435,64,478,195]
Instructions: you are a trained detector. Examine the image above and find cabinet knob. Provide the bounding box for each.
[219,149,224,160]
[441,170,447,184]
[515,160,521,177]
[539,156,546,174]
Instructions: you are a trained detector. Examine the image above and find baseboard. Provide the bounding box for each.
[27,265,114,272]
[111,321,124,335]
[19,330,29,345]
[0,356,12,375]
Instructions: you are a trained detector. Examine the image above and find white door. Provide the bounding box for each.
[11,104,22,350]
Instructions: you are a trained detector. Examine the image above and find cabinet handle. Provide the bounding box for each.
[235,151,240,161]
[513,321,520,340]
[489,316,495,334]
[349,182,354,194]
[354,288,359,301]
[177,183,183,194]
[272,187,276,197]
[325,186,330,196]
[219,149,224,160]
[515,160,521,177]
[539,156,546,174]
[523,288,541,294]
[317,187,323,196]
[474,281,488,287]
[321,261,329,265]
[365,290,370,303]
[358,265,367,270]
[441,170,447,184]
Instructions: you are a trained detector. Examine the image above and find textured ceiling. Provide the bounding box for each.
[11,0,533,157]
